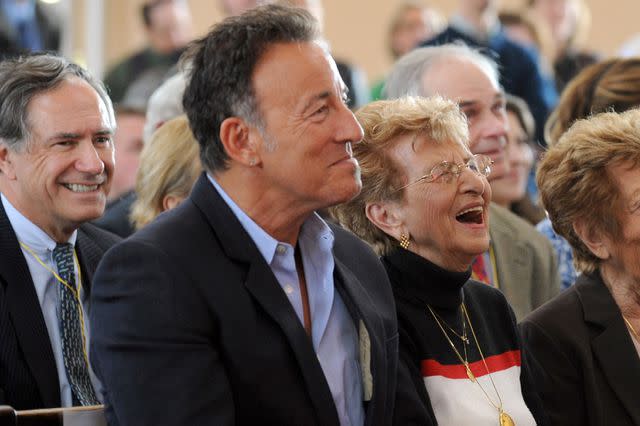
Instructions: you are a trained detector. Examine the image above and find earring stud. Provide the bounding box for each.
[399,234,410,250]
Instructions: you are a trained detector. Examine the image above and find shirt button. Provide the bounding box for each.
[284,285,294,294]
[276,245,287,254]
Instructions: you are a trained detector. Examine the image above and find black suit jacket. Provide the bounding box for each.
[0,200,120,409]
[90,174,399,426]
[520,271,640,425]
[92,191,136,238]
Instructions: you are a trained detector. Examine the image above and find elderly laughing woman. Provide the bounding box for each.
[331,96,545,425]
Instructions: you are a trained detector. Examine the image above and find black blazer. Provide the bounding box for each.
[90,174,400,426]
[0,201,120,409]
[520,271,640,425]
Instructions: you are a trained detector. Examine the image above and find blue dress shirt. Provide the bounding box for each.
[208,175,364,426]
[537,217,578,290]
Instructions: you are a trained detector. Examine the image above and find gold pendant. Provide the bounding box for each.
[465,364,476,382]
[499,410,515,426]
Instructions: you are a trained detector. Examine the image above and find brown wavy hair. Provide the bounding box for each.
[545,57,640,145]
[537,109,640,273]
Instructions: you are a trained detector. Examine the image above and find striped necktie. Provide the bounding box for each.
[52,243,99,406]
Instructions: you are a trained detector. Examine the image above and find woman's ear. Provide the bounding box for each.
[162,194,184,212]
[573,219,611,260]
[366,200,405,242]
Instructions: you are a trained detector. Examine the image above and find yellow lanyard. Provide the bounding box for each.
[19,241,90,364]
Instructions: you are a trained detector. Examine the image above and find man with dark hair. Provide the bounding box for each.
[91,5,399,425]
[103,0,193,103]
[0,53,120,409]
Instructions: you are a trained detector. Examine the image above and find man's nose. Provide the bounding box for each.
[75,141,105,175]
[337,103,364,146]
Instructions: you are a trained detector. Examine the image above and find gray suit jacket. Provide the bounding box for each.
[489,203,560,320]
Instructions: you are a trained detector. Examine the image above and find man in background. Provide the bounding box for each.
[420,0,557,143]
[103,0,193,103]
[0,0,60,58]
[92,97,146,238]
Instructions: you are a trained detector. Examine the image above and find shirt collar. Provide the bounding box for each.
[1,193,78,256]
[207,174,334,262]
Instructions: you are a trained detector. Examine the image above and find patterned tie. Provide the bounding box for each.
[471,253,492,285]
[52,243,99,406]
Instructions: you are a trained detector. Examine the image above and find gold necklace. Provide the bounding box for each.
[19,241,90,364]
[427,304,474,382]
[428,302,516,426]
[623,315,640,341]
[429,305,470,344]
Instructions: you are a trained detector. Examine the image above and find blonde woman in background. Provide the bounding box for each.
[130,115,201,229]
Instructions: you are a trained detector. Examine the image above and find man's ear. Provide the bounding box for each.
[219,117,260,167]
[0,143,17,179]
[573,219,611,260]
[366,200,405,242]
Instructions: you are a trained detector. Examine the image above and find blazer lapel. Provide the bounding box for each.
[0,202,60,407]
[489,204,531,309]
[74,228,103,298]
[189,174,339,424]
[333,258,384,422]
[580,273,640,424]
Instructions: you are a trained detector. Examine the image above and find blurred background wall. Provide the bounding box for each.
[62,0,639,82]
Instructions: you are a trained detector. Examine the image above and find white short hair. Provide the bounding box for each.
[143,72,187,144]
[384,43,501,99]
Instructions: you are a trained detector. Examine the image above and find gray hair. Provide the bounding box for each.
[143,71,187,144]
[384,44,501,99]
[0,53,115,151]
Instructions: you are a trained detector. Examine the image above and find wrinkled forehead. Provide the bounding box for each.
[391,131,471,167]
[410,131,472,156]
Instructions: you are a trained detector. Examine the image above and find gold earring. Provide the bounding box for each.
[249,158,257,167]
[399,234,410,250]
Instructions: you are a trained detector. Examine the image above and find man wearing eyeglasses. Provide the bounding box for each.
[385,43,561,320]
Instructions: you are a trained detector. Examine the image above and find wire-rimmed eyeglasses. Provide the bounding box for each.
[394,154,493,192]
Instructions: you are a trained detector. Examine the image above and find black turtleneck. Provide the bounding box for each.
[383,248,471,310]
[384,248,547,426]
